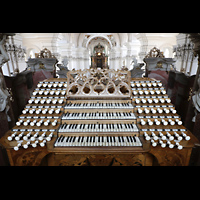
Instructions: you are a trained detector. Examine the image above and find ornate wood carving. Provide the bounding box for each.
[6,148,49,166]
[145,47,165,58]
[67,68,131,98]
[150,147,192,166]
[49,153,148,166]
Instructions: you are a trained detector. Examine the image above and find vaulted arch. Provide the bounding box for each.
[85,34,112,49]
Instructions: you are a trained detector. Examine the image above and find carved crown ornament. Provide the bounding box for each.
[35,48,57,59]
[66,68,131,98]
[145,47,165,58]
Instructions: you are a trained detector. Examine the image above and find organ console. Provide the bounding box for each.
[0,69,199,166]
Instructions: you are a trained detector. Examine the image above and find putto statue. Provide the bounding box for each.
[130,57,145,78]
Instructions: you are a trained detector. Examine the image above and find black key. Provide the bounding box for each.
[61,136,65,143]
[69,137,73,143]
[57,135,63,143]
[129,136,133,143]
[66,136,70,142]
[72,137,76,143]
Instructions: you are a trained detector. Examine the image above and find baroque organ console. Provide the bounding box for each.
[0,68,199,166]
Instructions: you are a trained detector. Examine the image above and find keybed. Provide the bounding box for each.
[54,135,142,147]
[57,95,140,144]
[58,121,139,136]
[62,110,136,120]
[64,100,133,109]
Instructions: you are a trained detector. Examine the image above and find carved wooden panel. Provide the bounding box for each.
[149,146,192,166]
[67,69,131,98]
[48,153,152,166]
[6,148,49,166]
[5,147,192,166]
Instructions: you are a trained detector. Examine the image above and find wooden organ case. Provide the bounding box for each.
[0,68,198,166]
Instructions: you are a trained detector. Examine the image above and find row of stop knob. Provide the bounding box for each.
[140,118,182,126]
[134,98,171,104]
[37,83,67,88]
[133,90,166,95]
[28,98,64,104]
[131,82,162,87]
[137,107,176,114]
[32,90,66,96]
[22,108,61,115]
[16,119,58,127]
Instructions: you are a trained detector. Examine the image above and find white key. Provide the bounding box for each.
[123,136,128,146]
[94,136,98,146]
[74,137,79,146]
[99,136,103,146]
[114,137,119,146]
[61,137,67,146]
[83,137,87,146]
[91,137,95,146]
[119,137,124,146]
[128,136,134,146]
[107,137,111,146]
[83,124,88,132]
[78,137,83,146]
[103,136,107,146]
[103,124,107,132]
[111,137,115,146]
[87,137,91,146]
[135,137,142,146]
[68,137,73,146]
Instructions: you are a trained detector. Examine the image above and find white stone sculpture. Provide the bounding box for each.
[0,35,9,66]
